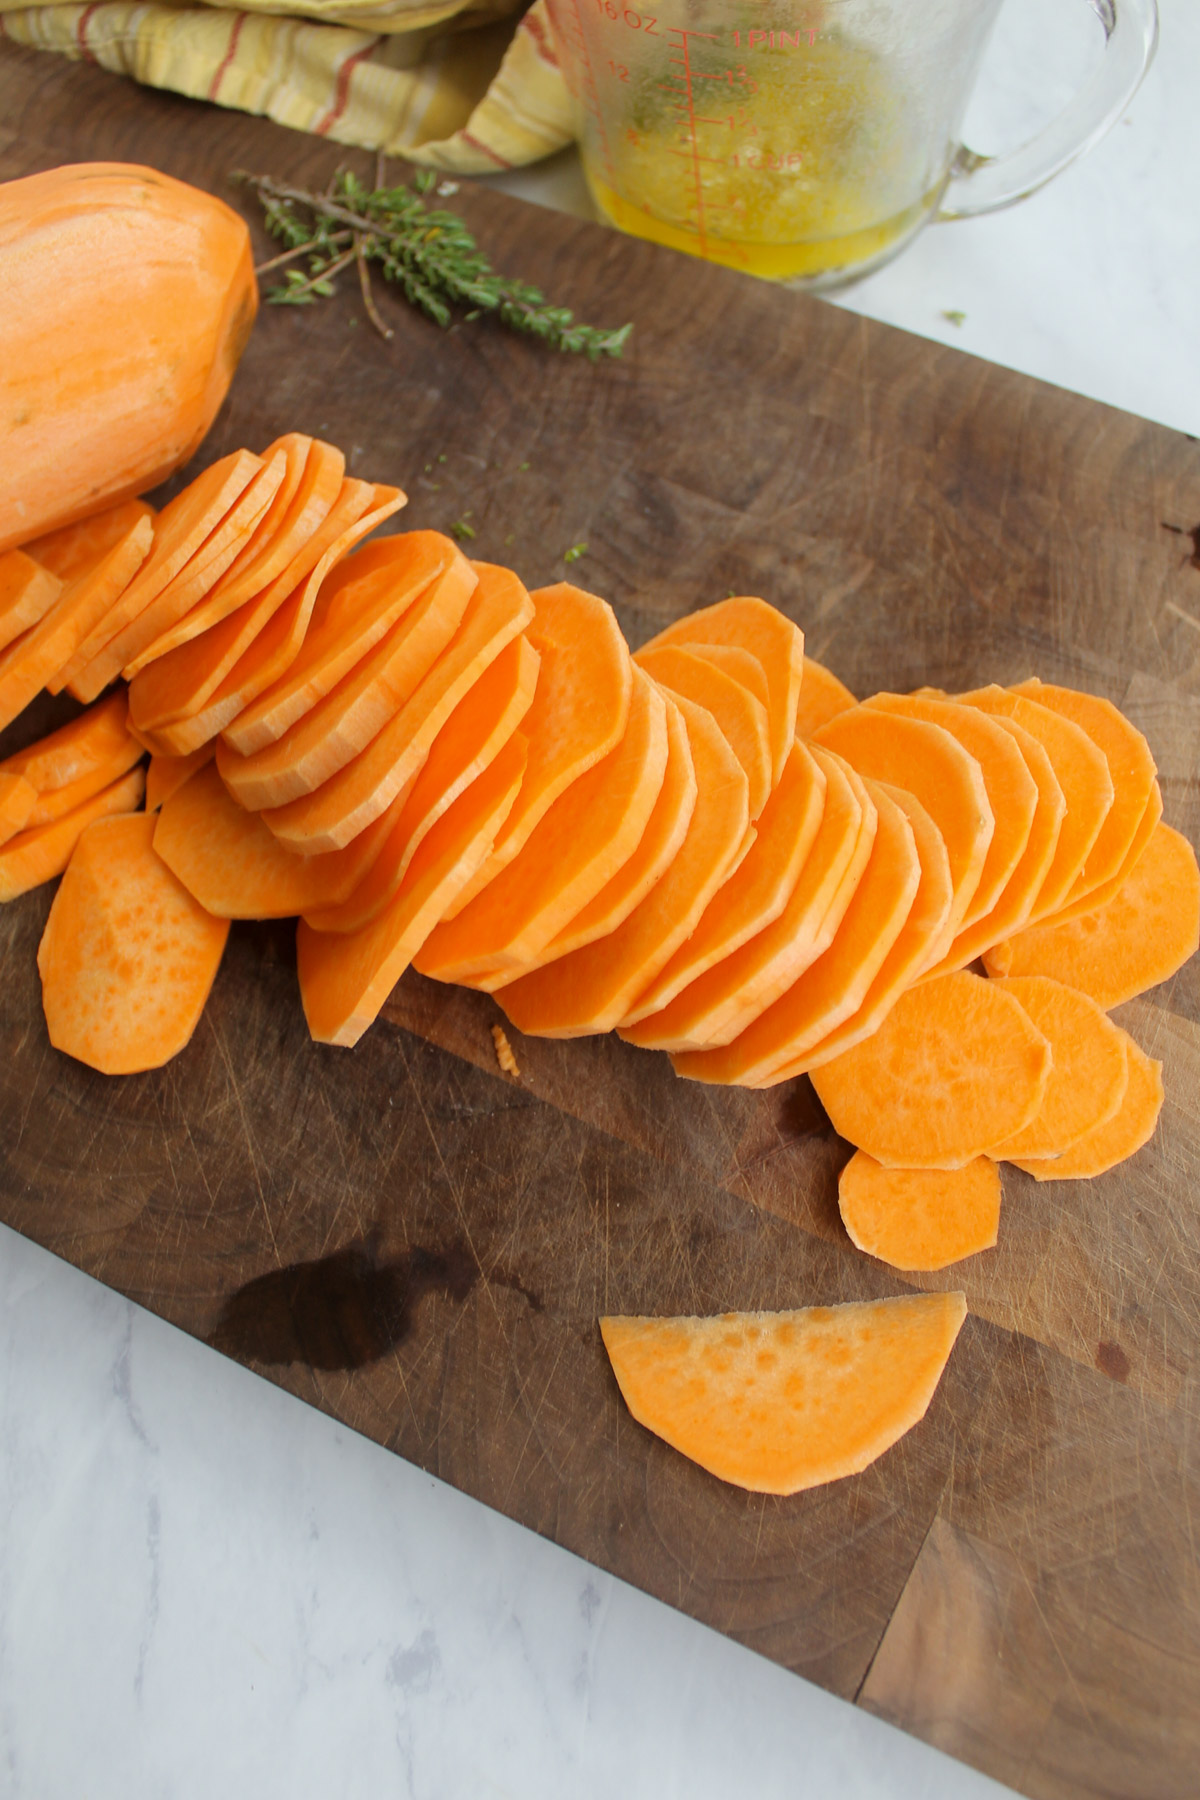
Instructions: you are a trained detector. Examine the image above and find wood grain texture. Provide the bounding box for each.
[1,44,1199,1799]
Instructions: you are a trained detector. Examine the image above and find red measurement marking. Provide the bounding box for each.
[665,28,717,259]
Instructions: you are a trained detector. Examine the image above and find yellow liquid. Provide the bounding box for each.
[584,35,935,284]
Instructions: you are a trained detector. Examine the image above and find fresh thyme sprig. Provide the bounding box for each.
[236,169,632,361]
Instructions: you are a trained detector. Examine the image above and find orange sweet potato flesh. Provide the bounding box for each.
[1011,679,1158,915]
[810,969,1052,1169]
[154,761,400,919]
[838,1153,1001,1272]
[61,449,264,699]
[224,531,465,756]
[634,642,771,821]
[539,692,698,963]
[1010,1032,1163,1181]
[765,781,954,1082]
[984,821,1200,1008]
[622,745,872,1053]
[216,550,476,812]
[795,658,857,738]
[441,582,634,920]
[417,667,668,986]
[672,779,920,1086]
[0,692,132,791]
[637,596,803,786]
[814,705,993,936]
[956,686,1113,924]
[687,643,770,709]
[1050,776,1163,926]
[23,498,155,583]
[37,811,229,1074]
[146,745,216,813]
[0,551,62,654]
[865,693,1037,938]
[261,561,535,853]
[0,514,153,731]
[0,764,145,901]
[497,696,748,1038]
[0,773,37,845]
[987,975,1129,1160]
[24,737,144,827]
[304,634,540,934]
[125,433,336,670]
[622,737,827,1027]
[128,480,397,752]
[600,1292,967,1494]
[297,732,528,1048]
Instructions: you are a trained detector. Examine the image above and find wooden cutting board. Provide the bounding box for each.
[2,44,1198,1800]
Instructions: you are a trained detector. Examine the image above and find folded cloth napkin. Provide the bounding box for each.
[0,0,574,171]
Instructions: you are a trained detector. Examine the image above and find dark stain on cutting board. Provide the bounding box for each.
[2,43,1200,1800]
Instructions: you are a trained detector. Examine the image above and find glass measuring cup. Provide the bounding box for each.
[544,0,1158,286]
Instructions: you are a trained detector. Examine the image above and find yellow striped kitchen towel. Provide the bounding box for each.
[0,0,575,172]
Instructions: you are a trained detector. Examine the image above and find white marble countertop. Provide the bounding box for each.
[2,2,1197,1794]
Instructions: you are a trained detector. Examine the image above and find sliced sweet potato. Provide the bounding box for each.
[0,691,132,791]
[621,738,827,1027]
[838,1153,1001,1271]
[421,580,632,919]
[0,513,153,730]
[600,1292,966,1494]
[304,634,540,934]
[814,703,994,936]
[687,643,770,709]
[984,821,1200,1008]
[90,448,288,690]
[146,745,216,813]
[864,693,1037,938]
[261,561,535,853]
[23,497,155,583]
[417,667,668,985]
[1010,678,1158,915]
[672,780,920,1085]
[126,473,379,739]
[810,970,1052,1169]
[635,642,771,820]
[0,550,62,653]
[154,761,400,919]
[223,532,467,756]
[538,692,698,963]
[124,433,337,671]
[795,658,857,738]
[37,811,229,1074]
[987,975,1129,1160]
[297,732,529,1048]
[621,746,873,1052]
[636,596,803,785]
[497,696,748,1038]
[216,550,477,812]
[1049,776,1163,926]
[0,764,145,901]
[0,772,36,844]
[1010,1032,1163,1180]
[765,782,954,1081]
[956,685,1113,923]
[24,736,144,827]
[59,448,264,697]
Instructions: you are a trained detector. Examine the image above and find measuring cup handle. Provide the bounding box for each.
[936,0,1158,221]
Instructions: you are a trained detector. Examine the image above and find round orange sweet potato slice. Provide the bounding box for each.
[986,975,1131,1161]
[636,595,803,785]
[600,1292,967,1494]
[1049,776,1163,926]
[37,811,229,1074]
[497,696,748,1038]
[621,746,873,1053]
[621,736,827,1028]
[145,745,215,813]
[1010,1032,1163,1180]
[814,705,993,935]
[795,657,857,739]
[984,821,1200,1008]
[810,970,1052,1169]
[635,642,772,820]
[686,643,770,710]
[672,780,920,1086]
[838,1153,1001,1272]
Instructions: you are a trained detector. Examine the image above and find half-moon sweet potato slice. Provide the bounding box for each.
[987,975,1129,1161]
[600,1292,967,1494]
[838,1154,1001,1271]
